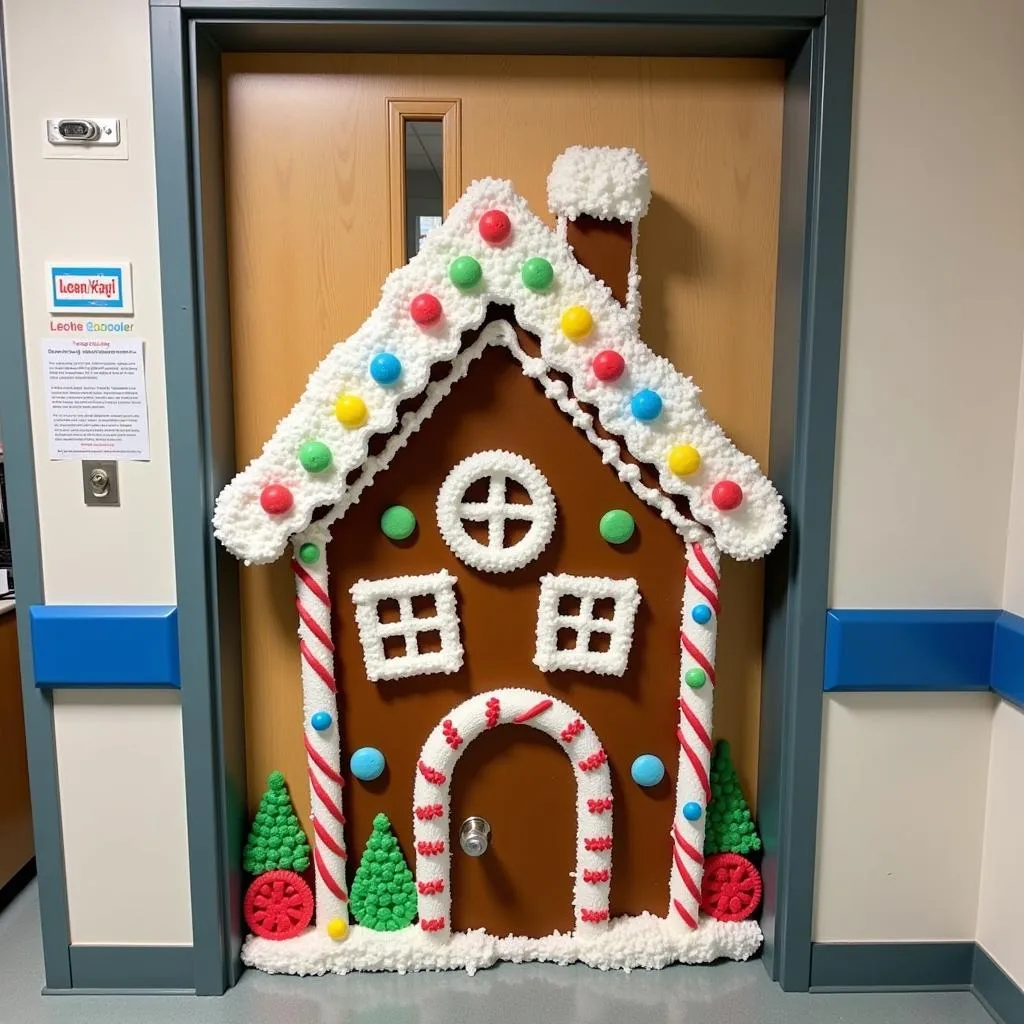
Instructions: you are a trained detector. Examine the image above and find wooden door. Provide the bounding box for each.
[223,54,783,931]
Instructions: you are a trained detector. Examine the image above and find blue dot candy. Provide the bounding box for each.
[370,353,402,386]
[350,746,386,782]
[631,389,663,421]
[692,604,713,625]
[631,754,666,788]
[310,711,332,731]
[683,801,703,822]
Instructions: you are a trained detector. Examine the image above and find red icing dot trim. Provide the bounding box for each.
[700,853,763,922]
[417,879,445,895]
[587,797,613,814]
[420,917,446,932]
[584,835,613,852]
[580,908,609,923]
[578,749,608,772]
[561,719,585,742]
[442,720,463,749]
[583,869,610,884]
[244,870,314,940]
[417,760,447,785]
[485,697,501,729]
[417,840,446,856]
[415,803,444,821]
[514,698,554,723]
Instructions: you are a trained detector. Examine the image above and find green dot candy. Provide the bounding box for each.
[521,256,554,292]
[685,667,707,689]
[380,504,416,541]
[449,255,482,290]
[298,542,320,565]
[599,509,635,545]
[299,440,332,473]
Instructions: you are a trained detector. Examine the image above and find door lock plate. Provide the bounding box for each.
[82,460,119,507]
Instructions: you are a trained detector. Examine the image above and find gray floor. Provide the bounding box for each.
[0,881,995,1024]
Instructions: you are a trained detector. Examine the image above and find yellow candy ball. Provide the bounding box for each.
[335,394,367,429]
[668,444,702,476]
[326,917,348,941]
[560,305,594,342]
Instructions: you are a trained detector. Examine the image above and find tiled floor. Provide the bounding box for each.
[0,882,996,1024]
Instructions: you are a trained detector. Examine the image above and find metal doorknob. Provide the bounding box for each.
[460,816,491,857]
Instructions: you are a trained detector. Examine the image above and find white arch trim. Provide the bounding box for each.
[413,688,613,938]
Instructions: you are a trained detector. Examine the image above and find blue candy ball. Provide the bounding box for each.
[631,754,666,788]
[692,604,713,625]
[683,801,703,822]
[631,389,663,421]
[310,711,333,732]
[350,746,386,782]
[370,353,402,386]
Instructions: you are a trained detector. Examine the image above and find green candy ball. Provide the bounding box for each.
[599,509,635,545]
[521,257,554,292]
[380,504,416,541]
[685,667,707,689]
[299,440,332,473]
[449,255,482,290]
[298,542,320,565]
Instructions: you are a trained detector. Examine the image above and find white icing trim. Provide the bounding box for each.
[214,164,785,566]
[547,146,652,223]
[533,574,640,677]
[350,571,463,682]
[413,689,613,937]
[242,915,763,975]
[436,450,556,573]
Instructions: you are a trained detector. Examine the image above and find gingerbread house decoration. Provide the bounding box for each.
[215,146,786,974]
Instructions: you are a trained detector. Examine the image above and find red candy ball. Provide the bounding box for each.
[478,209,512,244]
[712,481,743,511]
[593,350,625,382]
[260,484,293,515]
[409,292,442,326]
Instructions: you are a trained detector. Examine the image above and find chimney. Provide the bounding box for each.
[547,147,651,327]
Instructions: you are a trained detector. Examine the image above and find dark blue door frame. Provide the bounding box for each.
[0,0,856,996]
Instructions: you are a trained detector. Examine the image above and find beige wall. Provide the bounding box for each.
[816,0,1024,947]
[3,0,190,944]
[830,0,1024,610]
[1005,354,1024,617]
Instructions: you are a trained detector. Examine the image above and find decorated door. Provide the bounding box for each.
[223,55,783,939]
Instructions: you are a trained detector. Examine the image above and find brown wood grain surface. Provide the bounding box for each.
[222,53,783,924]
[0,612,33,888]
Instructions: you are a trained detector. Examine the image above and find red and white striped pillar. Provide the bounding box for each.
[291,528,349,929]
[669,536,721,929]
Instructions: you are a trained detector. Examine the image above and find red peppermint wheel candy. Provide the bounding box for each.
[699,853,763,922]
[244,869,314,940]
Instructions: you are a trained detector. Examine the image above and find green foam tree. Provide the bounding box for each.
[350,813,417,931]
[704,740,762,856]
[242,771,311,875]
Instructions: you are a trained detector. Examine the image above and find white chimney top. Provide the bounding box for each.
[547,146,652,224]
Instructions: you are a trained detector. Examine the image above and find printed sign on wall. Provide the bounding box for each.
[46,261,133,315]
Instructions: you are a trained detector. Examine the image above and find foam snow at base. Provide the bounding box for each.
[242,913,762,977]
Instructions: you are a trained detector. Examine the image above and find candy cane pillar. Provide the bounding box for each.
[292,530,349,928]
[669,537,721,929]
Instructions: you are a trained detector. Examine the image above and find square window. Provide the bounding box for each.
[533,574,641,677]
[350,570,464,681]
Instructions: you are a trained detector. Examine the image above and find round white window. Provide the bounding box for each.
[436,450,556,573]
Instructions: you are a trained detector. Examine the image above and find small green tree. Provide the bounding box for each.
[242,771,311,875]
[350,813,417,931]
[704,740,762,856]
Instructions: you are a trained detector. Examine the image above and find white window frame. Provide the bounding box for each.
[533,574,641,677]
[436,450,556,573]
[350,570,464,681]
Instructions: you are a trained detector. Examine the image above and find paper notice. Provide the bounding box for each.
[42,338,150,460]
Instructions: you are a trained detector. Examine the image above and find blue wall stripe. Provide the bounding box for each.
[824,610,999,691]
[30,606,180,687]
[991,612,1024,710]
